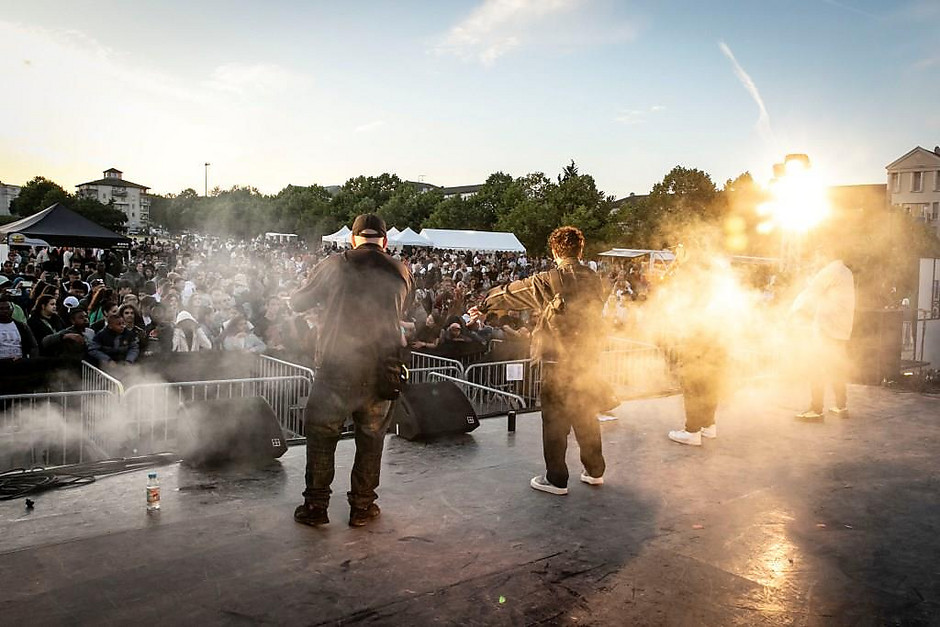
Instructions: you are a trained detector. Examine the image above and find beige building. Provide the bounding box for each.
[886,146,940,229]
[76,168,151,232]
[0,181,21,216]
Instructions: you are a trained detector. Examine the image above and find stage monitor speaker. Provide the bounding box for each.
[393,381,479,441]
[180,397,288,466]
[849,309,903,385]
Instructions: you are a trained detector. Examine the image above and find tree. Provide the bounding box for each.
[72,197,127,232]
[548,161,613,248]
[378,183,442,229]
[9,176,71,216]
[9,175,126,231]
[644,166,721,246]
[496,172,557,253]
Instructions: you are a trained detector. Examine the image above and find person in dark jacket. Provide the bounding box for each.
[41,307,95,359]
[87,313,140,367]
[471,226,607,496]
[290,213,413,528]
[27,294,64,346]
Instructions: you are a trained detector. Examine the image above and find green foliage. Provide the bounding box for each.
[10,176,71,216]
[9,175,126,232]
[72,197,127,232]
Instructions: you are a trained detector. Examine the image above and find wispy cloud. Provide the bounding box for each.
[913,56,940,71]
[354,120,386,134]
[719,41,776,145]
[614,105,665,125]
[207,63,310,96]
[820,0,881,20]
[434,0,636,66]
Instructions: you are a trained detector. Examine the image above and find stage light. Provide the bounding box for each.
[763,154,829,234]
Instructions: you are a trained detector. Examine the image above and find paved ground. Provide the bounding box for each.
[1,382,938,626]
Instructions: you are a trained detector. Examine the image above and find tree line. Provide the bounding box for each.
[144,161,755,255]
[8,162,938,289]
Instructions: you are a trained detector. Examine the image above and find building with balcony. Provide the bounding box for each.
[0,181,21,216]
[76,168,151,232]
[886,146,940,230]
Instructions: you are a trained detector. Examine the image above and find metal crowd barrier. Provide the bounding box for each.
[427,372,526,418]
[601,341,677,398]
[410,352,465,380]
[464,359,542,412]
[120,374,312,455]
[0,390,116,470]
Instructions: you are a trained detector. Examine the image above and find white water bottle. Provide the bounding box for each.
[146,471,161,511]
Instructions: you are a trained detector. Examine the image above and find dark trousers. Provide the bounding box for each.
[302,376,392,510]
[677,344,727,433]
[541,365,605,488]
[810,338,848,412]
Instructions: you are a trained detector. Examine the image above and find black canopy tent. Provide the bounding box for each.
[0,203,131,249]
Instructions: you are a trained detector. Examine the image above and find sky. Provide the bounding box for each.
[1,0,938,199]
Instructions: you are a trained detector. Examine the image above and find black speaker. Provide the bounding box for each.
[180,397,288,466]
[392,381,480,441]
[849,309,903,384]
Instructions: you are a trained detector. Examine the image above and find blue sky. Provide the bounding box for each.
[1,0,937,199]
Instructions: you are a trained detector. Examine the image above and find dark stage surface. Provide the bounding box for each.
[1,383,938,626]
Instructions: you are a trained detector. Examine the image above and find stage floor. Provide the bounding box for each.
[1,383,938,626]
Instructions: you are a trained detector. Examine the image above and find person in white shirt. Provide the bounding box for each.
[172,310,213,352]
[791,256,856,419]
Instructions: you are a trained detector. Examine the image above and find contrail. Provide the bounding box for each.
[719,40,777,146]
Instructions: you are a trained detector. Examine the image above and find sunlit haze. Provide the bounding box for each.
[1,0,938,196]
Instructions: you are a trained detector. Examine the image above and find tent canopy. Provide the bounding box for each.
[418,229,525,252]
[0,203,131,248]
[321,225,351,244]
[598,248,676,261]
[389,227,431,247]
[386,227,401,239]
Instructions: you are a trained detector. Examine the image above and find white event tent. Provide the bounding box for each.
[321,225,351,245]
[389,227,431,247]
[418,229,526,252]
[386,227,401,239]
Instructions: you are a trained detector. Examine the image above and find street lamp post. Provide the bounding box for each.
[204,162,211,197]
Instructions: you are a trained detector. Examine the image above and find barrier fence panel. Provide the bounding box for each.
[410,352,465,381]
[0,390,115,470]
[427,372,525,418]
[253,355,315,436]
[81,361,126,453]
[601,343,677,398]
[120,375,312,456]
[464,359,542,412]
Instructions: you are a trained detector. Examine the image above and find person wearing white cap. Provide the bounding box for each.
[172,310,212,352]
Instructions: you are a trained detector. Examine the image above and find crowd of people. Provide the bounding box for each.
[2,235,669,383]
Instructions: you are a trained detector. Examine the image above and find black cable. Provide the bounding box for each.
[0,452,178,501]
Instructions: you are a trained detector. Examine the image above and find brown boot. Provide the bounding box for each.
[349,503,381,527]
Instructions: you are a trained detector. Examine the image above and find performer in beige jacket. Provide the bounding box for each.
[791,255,856,419]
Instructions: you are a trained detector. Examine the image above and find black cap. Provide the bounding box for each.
[351,213,387,238]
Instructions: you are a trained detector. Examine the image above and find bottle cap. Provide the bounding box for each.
[148,471,157,478]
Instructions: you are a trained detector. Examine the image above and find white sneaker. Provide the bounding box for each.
[796,410,824,420]
[700,424,717,439]
[668,429,702,446]
[580,471,604,486]
[530,475,568,495]
[828,406,849,416]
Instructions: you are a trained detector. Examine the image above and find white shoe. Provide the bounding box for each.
[530,475,568,495]
[700,424,717,439]
[580,471,604,486]
[668,429,702,446]
[796,409,824,420]
[828,406,849,416]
